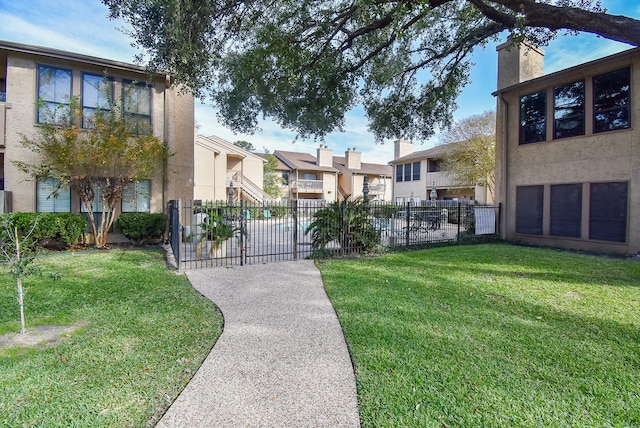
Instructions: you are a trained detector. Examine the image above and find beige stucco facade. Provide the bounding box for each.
[334,149,392,201]
[0,40,194,237]
[495,42,640,256]
[194,135,267,202]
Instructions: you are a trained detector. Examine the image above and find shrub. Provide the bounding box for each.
[116,213,168,245]
[0,212,86,249]
[305,196,380,255]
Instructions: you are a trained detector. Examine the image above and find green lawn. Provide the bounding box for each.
[0,249,222,427]
[319,244,640,427]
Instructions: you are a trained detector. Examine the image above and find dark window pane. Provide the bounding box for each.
[516,185,544,235]
[412,162,421,181]
[594,68,630,133]
[554,80,585,139]
[82,74,113,128]
[520,91,546,144]
[589,182,628,242]
[404,163,412,181]
[396,165,403,182]
[427,159,441,172]
[550,184,582,238]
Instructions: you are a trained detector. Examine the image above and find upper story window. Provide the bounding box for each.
[593,67,630,133]
[396,165,403,182]
[123,80,152,135]
[404,164,412,181]
[396,162,420,182]
[282,171,289,185]
[519,91,546,144]
[37,65,72,124]
[427,159,440,172]
[554,80,585,139]
[412,162,420,181]
[82,73,114,128]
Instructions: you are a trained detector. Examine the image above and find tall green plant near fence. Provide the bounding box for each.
[306,196,380,255]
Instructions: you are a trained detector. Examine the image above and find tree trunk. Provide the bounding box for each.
[16,228,26,335]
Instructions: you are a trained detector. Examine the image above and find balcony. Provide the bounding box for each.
[291,179,323,193]
[368,183,386,195]
[425,171,473,188]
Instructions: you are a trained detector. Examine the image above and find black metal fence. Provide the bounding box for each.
[167,199,501,270]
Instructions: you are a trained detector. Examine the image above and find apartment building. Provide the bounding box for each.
[390,139,493,205]
[194,135,271,203]
[494,41,639,256]
[0,41,194,230]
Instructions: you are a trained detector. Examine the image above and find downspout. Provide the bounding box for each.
[498,92,509,237]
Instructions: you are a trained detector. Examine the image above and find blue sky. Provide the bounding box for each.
[0,0,638,164]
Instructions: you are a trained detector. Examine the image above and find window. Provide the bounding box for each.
[427,159,440,173]
[396,165,403,182]
[554,80,585,139]
[593,68,630,133]
[589,182,628,242]
[282,171,289,185]
[37,65,72,124]
[122,180,150,213]
[404,164,411,181]
[550,184,582,238]
[303,173,317,180]
[516,185,543,235]
[82,73,113,128]
[520,91,546,144]
[412,162,421,181]
[123,80,152,135]
[36,177,70,212]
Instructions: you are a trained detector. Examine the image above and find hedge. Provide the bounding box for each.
[0,212,87,248]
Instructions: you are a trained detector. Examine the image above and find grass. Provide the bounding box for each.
[0,249,223,427]
[318,243,640,427]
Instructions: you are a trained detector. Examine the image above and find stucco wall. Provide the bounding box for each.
[496,50,639,255]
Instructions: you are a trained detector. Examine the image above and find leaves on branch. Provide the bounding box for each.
[103,0,639,141]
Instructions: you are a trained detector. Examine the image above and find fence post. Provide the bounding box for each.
[457,202,461,241]
[293,200,298,260]
[405,202,410,247]
[168,199,180,271]
[240,200,245,266]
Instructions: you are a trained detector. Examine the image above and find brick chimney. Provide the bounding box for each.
[345,148,361,170]
[496,37,545,90]
[317,144,333,167]
[394,138,413,160]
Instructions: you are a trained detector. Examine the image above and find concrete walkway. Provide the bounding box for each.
[156,260,360,427]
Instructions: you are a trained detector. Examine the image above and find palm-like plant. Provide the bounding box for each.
[305,196,379,254]
[196,211,241,258]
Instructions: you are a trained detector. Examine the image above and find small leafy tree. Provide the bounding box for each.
[306,196,380,255]
[440,111,496,201]
[16,91,171,248]
[0,215,39,334]
[263,153,284,199]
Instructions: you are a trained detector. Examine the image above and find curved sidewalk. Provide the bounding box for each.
[156,260,360,427]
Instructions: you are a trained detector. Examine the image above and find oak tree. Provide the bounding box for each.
[103,0,639,140]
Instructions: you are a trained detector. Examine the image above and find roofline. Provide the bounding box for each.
[492,46,639,96]
[197,135,267,163]
[0,39,166,78]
